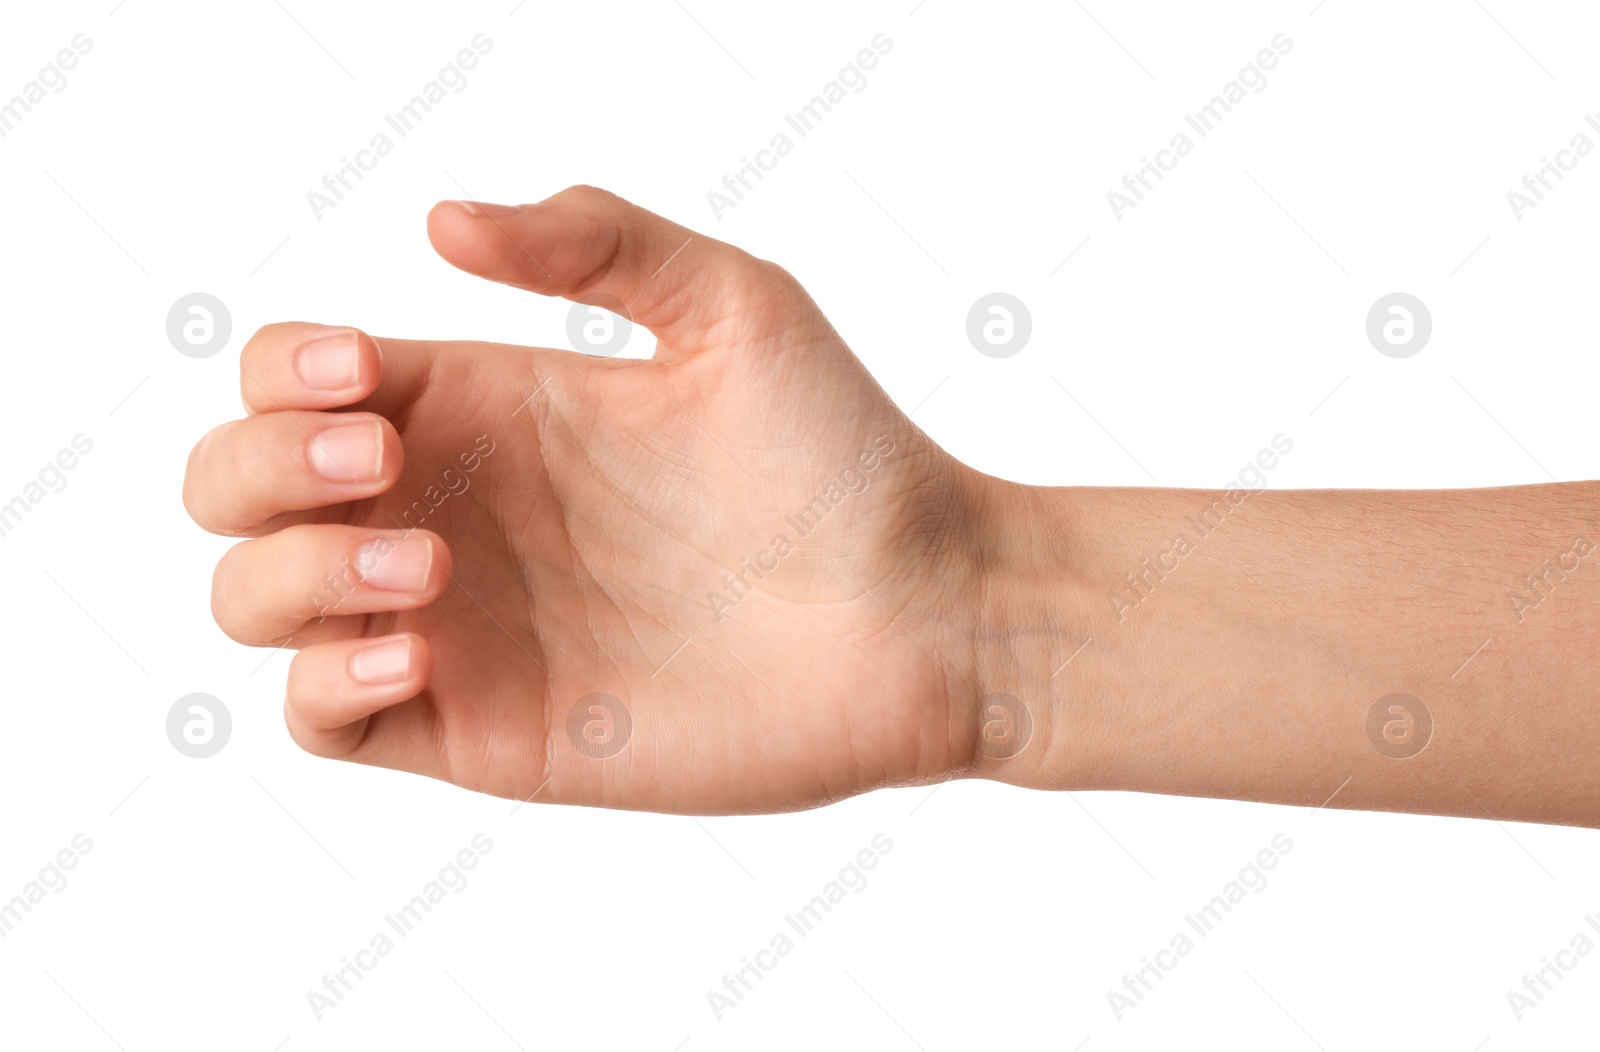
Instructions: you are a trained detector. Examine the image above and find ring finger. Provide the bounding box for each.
[212,525,451,646]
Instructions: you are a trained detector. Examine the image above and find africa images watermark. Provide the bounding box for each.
[706,33,894,220]
[0,834,93,939]
[1106,832,1294,1021]
[0,433,95,541]
[306,833,494,1020]
[705,832,894,1021]
[0,33,93,139]
[1107,32,1294,220]
[1505,911,1600,1021]
[707,434,896,622]
[1110,433,1294,621]
[1505,111,1600,221]
[1505,533,1595,624]
[306,33,494,220]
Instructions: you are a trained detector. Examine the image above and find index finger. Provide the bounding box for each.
[239,322,382,413]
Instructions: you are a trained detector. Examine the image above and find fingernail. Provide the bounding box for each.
[450,199,520,217]
[349,636,414,685]
[295,331,362,390]
[309,422,383,482]
[357,535,433,593]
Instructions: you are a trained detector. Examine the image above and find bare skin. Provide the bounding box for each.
[184,186,1600,826]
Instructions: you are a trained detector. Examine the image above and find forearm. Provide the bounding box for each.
[968,478,1600,827]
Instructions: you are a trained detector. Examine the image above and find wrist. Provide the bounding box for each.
[955,475,1113,791]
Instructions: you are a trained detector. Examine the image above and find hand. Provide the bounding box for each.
[184,186,995,813]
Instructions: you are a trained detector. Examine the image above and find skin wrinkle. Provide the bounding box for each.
[841,663,885,797]
[671,273,776,356]
[639,387,759,493]
[708,638,789,800]
[506,362,553,632]
[697,650,753,803]
[548,510,650,799]
[550,454,669,695]
[363,335,435,439]
[527,402,610,797]
[462,525,552,796]
[413,688,449,788]
[559,371,720,555]
[517,358,563,802]
[561,213,623,301]
[719,638,780,708]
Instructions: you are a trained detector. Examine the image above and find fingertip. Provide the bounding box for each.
[241,323,383,413]
[426,199,467,238]
[426,201,469,269]
[426,199,524,274]
[286,632,433,758]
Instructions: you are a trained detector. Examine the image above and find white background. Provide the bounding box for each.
[3,0,1598,1048]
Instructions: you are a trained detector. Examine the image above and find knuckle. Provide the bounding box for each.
[750,258,802,296]
[722,256,806,319]
[551,183,620,211]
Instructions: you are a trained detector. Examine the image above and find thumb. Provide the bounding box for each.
[426,185,811,354]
